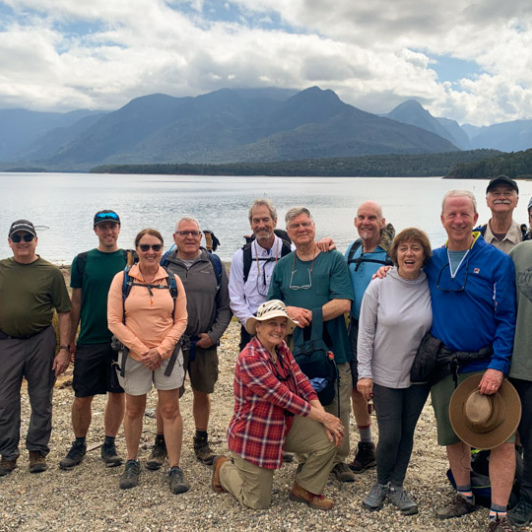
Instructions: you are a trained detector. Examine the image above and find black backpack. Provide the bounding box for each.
[346,238,393,271]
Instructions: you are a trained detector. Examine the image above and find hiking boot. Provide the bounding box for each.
[509,496,532,527]
[289,481,334,510]
[28,451,47,473]
[362,482,387,511]
[59,441,86,470]
[0,457,17,476]
[387,485,418,515]
[168,466,190,494]
[146,437,167,470]
[332,462,356,483]
[119,459,140,490]
[435,493,476,519]
[193,433,216,466]
[101,442,122,467]
[488,515,515,532]
[211,455,228,493]
[283,452,294,463]
[348,442,376,473]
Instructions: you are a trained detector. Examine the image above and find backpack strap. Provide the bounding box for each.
[346,239,362,265]
[242,238,292,283]
[347,239,394,270]
[208,252,223,291]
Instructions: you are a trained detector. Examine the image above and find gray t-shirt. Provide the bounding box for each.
[357,267,432,388]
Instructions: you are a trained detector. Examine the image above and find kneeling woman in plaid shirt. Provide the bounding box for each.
[211,300,344,510]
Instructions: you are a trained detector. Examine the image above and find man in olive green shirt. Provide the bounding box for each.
[0,219,71,476]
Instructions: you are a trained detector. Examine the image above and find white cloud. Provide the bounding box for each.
[0,0,531,125]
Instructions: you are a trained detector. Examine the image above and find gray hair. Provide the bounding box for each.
[441,190,477,214]
[285,206,313,226]
[248,199,277,223]
[175,217,200,233]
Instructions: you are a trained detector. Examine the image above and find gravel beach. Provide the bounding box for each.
[1,268,528,531]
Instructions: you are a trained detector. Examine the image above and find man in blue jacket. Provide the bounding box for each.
[427,190,516,532]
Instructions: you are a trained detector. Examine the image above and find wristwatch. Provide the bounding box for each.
[59,345,71,352]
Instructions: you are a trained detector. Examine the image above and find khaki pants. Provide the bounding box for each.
[219,415,336,509]
[324,362,351,464]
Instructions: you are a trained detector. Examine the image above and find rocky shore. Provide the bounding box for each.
[1,267,525,531]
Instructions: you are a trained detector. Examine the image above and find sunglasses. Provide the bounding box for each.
[176,230,201,237]
[11,233,35,243]
[95,212,119,222]
[138,244,163,252]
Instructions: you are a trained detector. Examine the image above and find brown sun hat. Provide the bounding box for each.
[449,373,521,450]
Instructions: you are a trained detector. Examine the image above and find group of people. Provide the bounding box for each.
[1,176,532,531]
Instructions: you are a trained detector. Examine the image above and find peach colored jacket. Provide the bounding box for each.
[108,264,187,361]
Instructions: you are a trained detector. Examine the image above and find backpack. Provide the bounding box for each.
[291,308,339,409]
[160,244,223,291]
[113,263,179,378]
[242,232,292,283]
[346,238,394,270]
[75,248,131,280]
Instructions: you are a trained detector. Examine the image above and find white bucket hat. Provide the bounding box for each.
[245,300,297,335]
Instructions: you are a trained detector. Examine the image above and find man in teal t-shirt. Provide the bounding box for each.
[59,210,127,471]
[268,206,354,483]
[344,201,394,474]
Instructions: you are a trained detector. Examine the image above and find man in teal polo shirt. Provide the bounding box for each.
[268,206,354,482]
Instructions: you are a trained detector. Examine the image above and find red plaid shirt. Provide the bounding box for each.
[227,337,318,469]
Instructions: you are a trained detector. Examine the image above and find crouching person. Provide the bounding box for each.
[212,300,343,510]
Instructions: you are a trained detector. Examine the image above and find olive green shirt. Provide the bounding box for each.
[0,256,71,337]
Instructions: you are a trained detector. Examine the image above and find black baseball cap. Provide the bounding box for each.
[9,219,36,238]
[486,175,519,194]
[94,210,120,227]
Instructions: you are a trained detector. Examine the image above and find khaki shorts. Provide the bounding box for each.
[118,349,185,396]
[183,346,219,394]
[431,371,516,446]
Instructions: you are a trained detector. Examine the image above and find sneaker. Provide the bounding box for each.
[387,485,418,515]
[59,441,86,470]
[168,466,190,494]
[101,442,122,468]
[488,515,515,532]
[28,451,47,473]
[146,437,167,471]
[211,455,228,493]
[435,493,476,519]
[193,434,216,466]
[362,482,387,511]
[332,462,356,483]
[289,481,334,510]
[348,442,376,473]
[119,459,140,490]
[509,497,532,527]
[0,457,17,477]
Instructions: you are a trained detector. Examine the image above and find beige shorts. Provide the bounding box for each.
[118,349,185,396]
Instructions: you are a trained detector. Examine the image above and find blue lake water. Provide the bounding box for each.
[1,172,530,263]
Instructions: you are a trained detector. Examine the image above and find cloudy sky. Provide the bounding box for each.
[1,0,531,126]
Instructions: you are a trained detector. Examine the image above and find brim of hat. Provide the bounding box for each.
[449,374,521,450]
[245,312,297,336]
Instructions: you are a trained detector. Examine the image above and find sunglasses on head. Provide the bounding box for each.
[11,233,35,243]
[139,244,163,252]
[95,212,119,222]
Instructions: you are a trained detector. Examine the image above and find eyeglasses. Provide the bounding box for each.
[436,260,470,292]
[95,212,119,222]
[11,233,35,243]
[139,244,163,252]
[289,252,315,290]
[176,231,201,237]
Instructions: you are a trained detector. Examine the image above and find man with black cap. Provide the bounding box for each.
[480,175,525,253]
[59,210,127,471]
[0,220,72,476]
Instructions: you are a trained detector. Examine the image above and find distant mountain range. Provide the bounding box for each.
[0,87,530,171]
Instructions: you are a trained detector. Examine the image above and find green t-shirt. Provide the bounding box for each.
[71,249,127,344]
[268,250,354,363]
[0,256,71,337]
[509,242,532,381]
